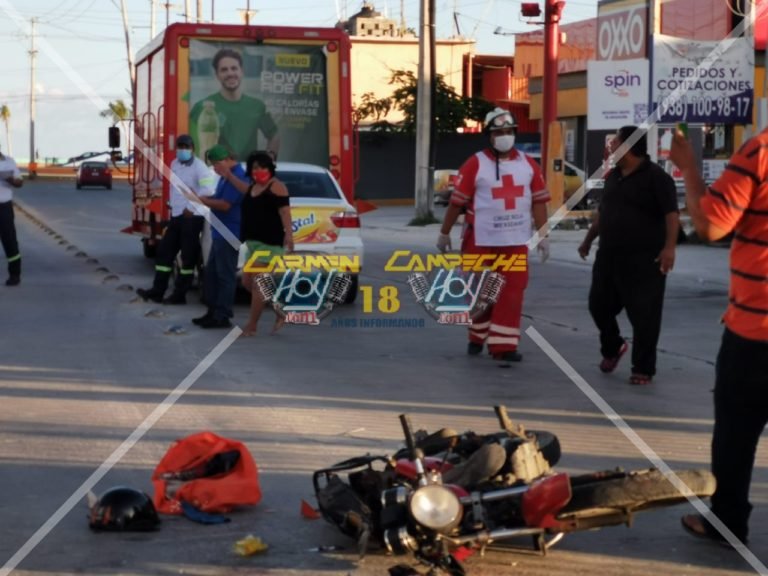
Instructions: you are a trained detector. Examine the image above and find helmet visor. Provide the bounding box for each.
[489,112,516,130]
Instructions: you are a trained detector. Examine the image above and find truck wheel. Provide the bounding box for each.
[142,239,157,259]
[558,469,716,519]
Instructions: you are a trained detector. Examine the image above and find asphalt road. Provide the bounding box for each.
[0,179,765,576]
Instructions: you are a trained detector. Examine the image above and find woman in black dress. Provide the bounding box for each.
[240,151,294,336]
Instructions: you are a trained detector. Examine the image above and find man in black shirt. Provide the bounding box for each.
[578,125,680,385]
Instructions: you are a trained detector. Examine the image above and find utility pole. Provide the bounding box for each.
[541,0,563,176]
[413,0,435,221]
[28,18,37,178]
[185,0,190,21]
[150,0,157,38]
[119,0,136,107]
[197,0,202,22]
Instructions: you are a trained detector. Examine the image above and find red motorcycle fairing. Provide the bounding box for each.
[522,473,572,528]
[395,457,455,481]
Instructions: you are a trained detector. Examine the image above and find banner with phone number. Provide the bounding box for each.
[652,34,753,124]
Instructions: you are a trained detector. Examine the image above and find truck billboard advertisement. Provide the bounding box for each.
[188,40,330,165]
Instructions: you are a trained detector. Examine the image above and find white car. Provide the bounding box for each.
[202,162,364,302]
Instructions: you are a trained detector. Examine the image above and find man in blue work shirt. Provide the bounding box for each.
[192,144,248,328]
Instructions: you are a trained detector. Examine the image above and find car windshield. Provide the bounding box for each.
[277,170,341,200]
[83,162,107,169]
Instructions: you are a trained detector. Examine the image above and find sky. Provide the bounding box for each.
[0,0,599,162]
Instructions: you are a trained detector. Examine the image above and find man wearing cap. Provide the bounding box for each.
[192,144,248,328]
[137,134,216,304]
[0,146,23,286]
[578,126,679,385]
[437,108,551,363]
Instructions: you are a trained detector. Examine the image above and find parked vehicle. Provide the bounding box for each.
[201,162,363,303]
[313,406,716,575]
[526,152,588,206]
[124,23,355,261]
[76,161,112,190]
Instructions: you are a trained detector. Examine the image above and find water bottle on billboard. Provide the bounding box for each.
[197,101,220,161]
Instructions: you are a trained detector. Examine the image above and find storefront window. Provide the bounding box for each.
[702,124,732,159]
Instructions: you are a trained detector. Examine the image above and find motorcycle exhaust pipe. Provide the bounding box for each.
[443,526,546,546]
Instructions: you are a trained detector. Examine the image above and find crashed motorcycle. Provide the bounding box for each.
[313,406,716,575]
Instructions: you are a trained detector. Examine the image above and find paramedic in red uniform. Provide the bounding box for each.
[438,108,551,362]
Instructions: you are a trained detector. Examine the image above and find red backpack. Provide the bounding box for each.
[152,431,261,514]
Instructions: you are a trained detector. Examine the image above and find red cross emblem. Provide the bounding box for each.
[491,174,525,210]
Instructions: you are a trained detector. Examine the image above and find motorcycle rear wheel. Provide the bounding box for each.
[557,469,716,522]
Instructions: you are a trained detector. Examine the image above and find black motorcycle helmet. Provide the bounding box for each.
[88,486,160,532]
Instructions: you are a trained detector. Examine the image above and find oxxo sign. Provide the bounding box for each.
[597,5,648,61]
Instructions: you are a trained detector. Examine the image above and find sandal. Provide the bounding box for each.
[599,341,628,373]
[629,373,652,385]
[681,514,744,548]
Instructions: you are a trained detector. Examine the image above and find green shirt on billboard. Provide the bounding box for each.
[189,92,278,162]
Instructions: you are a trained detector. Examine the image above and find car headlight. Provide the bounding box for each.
[409,485,462,532]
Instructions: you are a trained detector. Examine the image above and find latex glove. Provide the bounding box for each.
[537,238,550,263]
[437,232,452,253]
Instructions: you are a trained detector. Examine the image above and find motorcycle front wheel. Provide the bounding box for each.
[556,468,716,526]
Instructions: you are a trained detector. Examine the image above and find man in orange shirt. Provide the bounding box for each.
[671,129,768,546]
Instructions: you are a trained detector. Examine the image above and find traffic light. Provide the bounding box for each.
[521,3,541,17]
[108,126,120,149]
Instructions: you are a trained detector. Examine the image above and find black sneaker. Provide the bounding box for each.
[467,342,484,356]
[192,311,213,326]
[492,351,523,362]
[5,275,20,286]
[198,316,233,329]
[163,293,187,305]
[137,288,163,303]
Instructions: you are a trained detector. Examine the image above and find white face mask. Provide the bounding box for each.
[492,134,515,153]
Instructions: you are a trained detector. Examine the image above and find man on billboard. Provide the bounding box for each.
[189,48,280,162]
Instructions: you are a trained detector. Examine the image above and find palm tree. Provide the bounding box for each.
[99,99,133,148]
[0,104,11,156]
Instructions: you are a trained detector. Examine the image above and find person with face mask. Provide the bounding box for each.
[136,134,215,304]
[437,108,551,363]
[237,151,293,336]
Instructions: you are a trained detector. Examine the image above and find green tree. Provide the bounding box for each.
[99,99,133,147]
[354,70,494,135]
[0,104,11,156]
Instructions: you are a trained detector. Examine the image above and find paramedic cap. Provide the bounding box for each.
[484,107,517,132]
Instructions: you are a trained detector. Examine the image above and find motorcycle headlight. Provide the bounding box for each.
[409,485,462,532]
